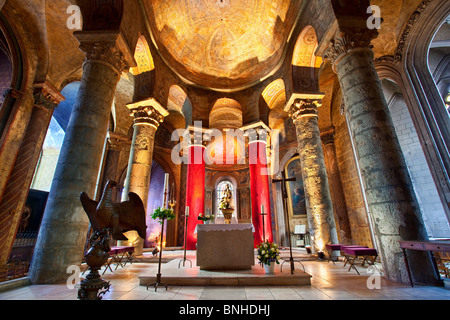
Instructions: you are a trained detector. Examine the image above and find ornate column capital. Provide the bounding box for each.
[240,121,271,143]
[323,27,379,69]
[285,93,325,122]
[74,31,137,75]
[186,124,210,147]
[33,81,65,111]
[127,98,169,129]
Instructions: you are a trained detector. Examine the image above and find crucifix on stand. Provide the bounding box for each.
[147,175,170,292]
[260,204,267,243]
[178,207,192,268]
[272,170,305,275]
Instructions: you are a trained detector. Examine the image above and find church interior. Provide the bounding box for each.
[0,0,450,301]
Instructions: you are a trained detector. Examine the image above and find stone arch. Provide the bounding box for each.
[167,84,192,129]
[291,25,322,93]
[399,0,450,224]
[209,98,243,130]
[130,35,154,76]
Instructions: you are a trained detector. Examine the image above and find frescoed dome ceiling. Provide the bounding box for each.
[142,0,303,91]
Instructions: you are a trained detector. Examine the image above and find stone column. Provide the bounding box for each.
[0,81,64,265]
[121,98,168,255]
[321,127,352,244]
[243,122,274,247]
[285,94,338,254]
[29,31,135,284]
[324,27,439,285]
[99,132,131,203]
[185,126,207,250]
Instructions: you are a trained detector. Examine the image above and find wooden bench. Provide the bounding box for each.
[325,244,345,264]
[343,247,378,275]
[102,246,135,275]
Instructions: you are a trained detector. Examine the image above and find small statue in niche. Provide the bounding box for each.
[219,184,232,210]
[219,184,234,224]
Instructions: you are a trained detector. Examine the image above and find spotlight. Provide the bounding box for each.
[317,251,325,260]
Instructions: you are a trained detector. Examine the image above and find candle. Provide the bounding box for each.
[261,205,265,213]
[185,206,190,217]
[163,173,169,192]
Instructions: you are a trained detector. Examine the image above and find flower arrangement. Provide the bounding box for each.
[151,207,175,224]
[256,241,281,266]
[197,213,215,222]
[219,201,230,210]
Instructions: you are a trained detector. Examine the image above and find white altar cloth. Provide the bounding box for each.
[196,224,255,270]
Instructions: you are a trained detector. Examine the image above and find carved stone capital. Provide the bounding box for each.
[127,98,169,129]
[186,125,210,147]
[323,28,379,67]
[130,106,165,128]
[285,93,324,123]
[33,81,65,110]
[240,121,271,143]
[74,31,136,75]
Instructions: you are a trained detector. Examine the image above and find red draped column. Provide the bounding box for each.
[248,128,273,247]
[185,144,205,250]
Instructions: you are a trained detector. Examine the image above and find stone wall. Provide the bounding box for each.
[383,79,450,238]
[331,88,374,248]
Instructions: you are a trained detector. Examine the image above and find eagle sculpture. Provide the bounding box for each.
[80,180,147,241]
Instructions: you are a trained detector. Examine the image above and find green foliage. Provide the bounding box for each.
[197,213,215,222]
[151,207,175,224]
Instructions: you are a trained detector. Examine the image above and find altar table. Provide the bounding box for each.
[196,224,255,270]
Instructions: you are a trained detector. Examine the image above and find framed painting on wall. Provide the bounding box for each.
[285,156,307,216]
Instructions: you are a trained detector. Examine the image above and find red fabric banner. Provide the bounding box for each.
[249,141,273,247]
[185,145,205,250]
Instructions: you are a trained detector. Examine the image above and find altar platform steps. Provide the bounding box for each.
[138,251,312,287]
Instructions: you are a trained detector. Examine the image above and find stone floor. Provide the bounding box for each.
[0,249,449,300]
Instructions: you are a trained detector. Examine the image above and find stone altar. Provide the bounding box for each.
[196,224,255,270]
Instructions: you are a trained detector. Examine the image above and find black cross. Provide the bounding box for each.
[272,170,297,275]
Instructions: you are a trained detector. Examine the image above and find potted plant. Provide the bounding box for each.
[151,207,176,223]
[197,213,215,224]
[256,240,281,274]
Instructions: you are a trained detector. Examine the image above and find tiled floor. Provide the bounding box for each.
[0,250,449,300]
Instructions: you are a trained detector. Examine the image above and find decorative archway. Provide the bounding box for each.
[399,0,450,226]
